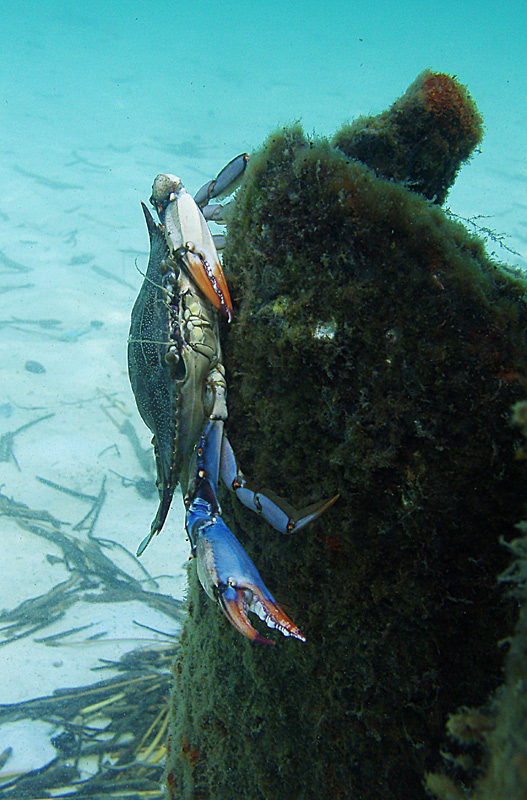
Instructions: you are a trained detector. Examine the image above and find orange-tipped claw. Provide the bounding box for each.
[150,174,233,321]
[184,247,233,322]
[220,583,306,645]
[220,585,276,645]
[193,516,306,645]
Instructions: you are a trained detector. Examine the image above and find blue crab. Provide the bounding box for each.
[127,156,336,644]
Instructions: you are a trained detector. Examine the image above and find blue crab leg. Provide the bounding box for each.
[211,234,226,251]
[185,420,305,644]
[219,434,339,533]
[193,153,249,208]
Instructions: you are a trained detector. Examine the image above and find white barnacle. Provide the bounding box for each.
[313,320,337,340]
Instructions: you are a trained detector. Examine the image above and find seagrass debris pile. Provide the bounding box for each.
[0,477,186,798]
[0,645,177,799]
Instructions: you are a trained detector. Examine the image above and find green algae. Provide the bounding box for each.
[426,404,527,800]
[165,76,527,800]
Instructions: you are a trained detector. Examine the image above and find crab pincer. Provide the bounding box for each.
[150,173,233,320]
[189,503,305,645]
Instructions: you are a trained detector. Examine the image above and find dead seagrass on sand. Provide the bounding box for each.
[164,72,527,800]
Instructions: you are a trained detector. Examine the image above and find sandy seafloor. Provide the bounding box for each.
[0,0,526,786]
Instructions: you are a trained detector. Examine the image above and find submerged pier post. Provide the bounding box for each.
[165,73,527,800]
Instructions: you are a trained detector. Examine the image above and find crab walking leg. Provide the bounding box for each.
[185,420,306,644]
[196,154,249,228]
[194,153,249,209]
[219,434,339,534]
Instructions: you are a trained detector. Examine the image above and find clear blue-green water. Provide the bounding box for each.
[0,0,525,785]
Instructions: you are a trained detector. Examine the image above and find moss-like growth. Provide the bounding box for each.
[333,70,483,203]
[165,76,527,800]
[426,405,527,800]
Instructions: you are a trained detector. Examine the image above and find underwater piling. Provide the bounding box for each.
[165,73,527,800]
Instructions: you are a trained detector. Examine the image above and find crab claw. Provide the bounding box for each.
[218,582,305,645]
[150,174,233,320]
[190,504,305,645]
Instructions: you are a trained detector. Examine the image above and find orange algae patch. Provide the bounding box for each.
[420,72,483,144]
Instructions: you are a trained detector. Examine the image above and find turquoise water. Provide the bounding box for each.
[2,0,526,262]
[0,0,525,786]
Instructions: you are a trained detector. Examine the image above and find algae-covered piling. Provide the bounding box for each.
[333,69,484,204]
[166,74,527,800]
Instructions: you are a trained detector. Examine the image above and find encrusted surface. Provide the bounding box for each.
[165,80,527,800]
